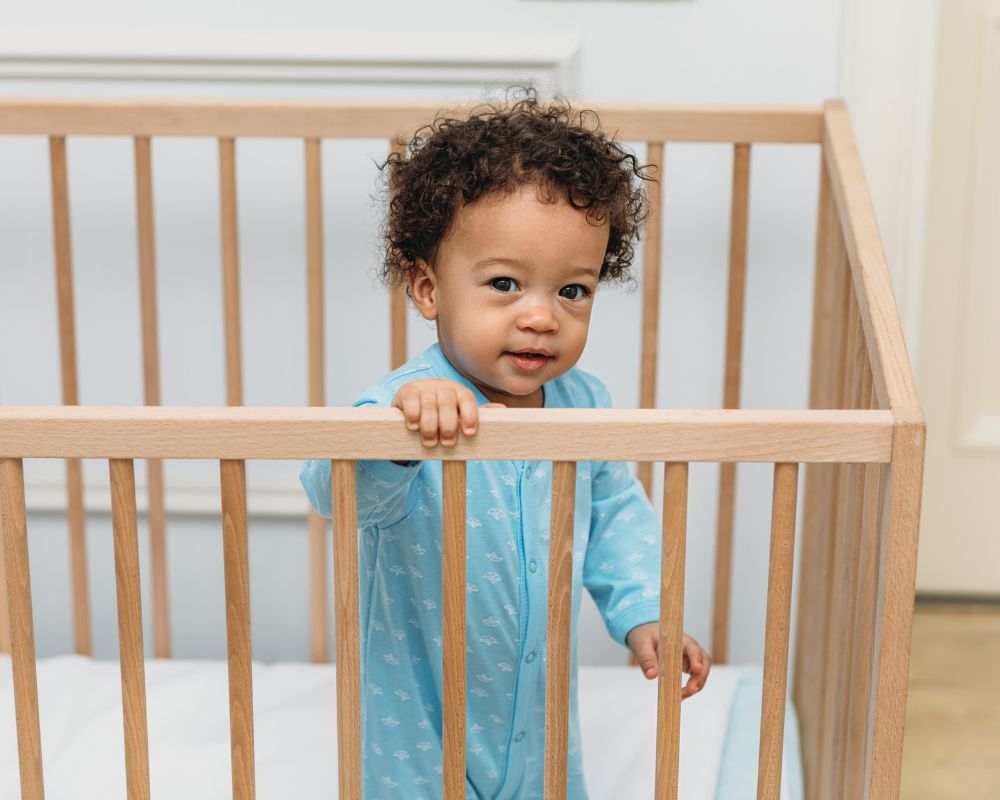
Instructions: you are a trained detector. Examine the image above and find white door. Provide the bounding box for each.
[916,0,1000,595]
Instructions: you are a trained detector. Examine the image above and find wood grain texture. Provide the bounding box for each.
[544,461,576,800]
[220,459,255,800]
[0,406,893,464]
[868,411,925,799]
[389,141,408,370]
[109,459,151,800]
[655,462,688,800]
[133,135,170,660]
[756,462,798,800]
[792,155,841,798]
[442,461,467,800]
[304,137,328,664]
[0,100,824,143]
[331,462,362,799]
[712,142,752,665]
[0,531,7,654]
[637,142,664,499]
[0,459,45,799]
[822,100,920,410]
[49,134,91,658]
[219,138,243,407]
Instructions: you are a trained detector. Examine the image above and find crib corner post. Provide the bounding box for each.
[867,408,925,800]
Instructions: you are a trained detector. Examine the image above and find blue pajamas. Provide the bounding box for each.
[300,343,662,799]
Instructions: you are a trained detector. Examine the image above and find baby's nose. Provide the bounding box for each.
[516,301,559,332]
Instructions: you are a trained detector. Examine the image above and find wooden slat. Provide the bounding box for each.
[868,411,925,798]
[544,461,576,800]
[0,99,824,143]
[756,462,799,800]
[637,142,664,498]
[219,138,243,406]
[0,534,8,653]
[792,154,840,796]
[49,134,91,657]
[812,241,854,800]
[134,135,171,659]
[442,460,467,800]
[822,100,920,410]
[109,459,151,800]
[0,407,894,464]
[304,137,329,664]
[0,458,45,799]
[654,462,688,800]
[830,304,870,799]
[844,364,884,798]
[219,459,255,800]
[712,142,752,664]
[389,140,408,370]
[330,461,361,799]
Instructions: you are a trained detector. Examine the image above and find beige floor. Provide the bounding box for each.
[900,603,1000,798]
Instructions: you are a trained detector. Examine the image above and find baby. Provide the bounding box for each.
[300,87,710,800]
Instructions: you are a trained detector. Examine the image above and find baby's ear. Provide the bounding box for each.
[409,259,438,321]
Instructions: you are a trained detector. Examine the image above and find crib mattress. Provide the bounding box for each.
[1,655,801,799]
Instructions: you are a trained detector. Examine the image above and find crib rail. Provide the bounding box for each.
[0,98,926,799]
[0,407,883,800]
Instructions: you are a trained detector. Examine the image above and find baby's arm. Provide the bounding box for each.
[390,379,504,464]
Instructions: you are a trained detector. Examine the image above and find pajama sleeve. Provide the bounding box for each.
[299,383,423,528]
[581,380,663,647]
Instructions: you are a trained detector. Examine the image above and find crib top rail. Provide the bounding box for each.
[0,97,823,143]
[0,405,893,463]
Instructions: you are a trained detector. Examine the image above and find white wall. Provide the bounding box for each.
[0,0,843,667]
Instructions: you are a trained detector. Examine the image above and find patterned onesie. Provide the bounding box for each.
[300,343,663,799]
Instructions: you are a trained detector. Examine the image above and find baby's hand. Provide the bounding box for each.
[626,623,712,700]
[392,378,504,447]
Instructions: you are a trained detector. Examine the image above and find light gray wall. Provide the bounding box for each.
[1,0,842,667]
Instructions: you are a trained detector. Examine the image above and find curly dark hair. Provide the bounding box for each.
[375,85,654,291]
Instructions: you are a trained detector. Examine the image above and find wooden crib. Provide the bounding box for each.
[0,98,924,799]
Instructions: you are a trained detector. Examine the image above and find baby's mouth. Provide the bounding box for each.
[505,351,553,372]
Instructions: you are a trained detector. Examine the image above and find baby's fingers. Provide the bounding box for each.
[436,387,460,446]
[394,389,422,432]
[457,390,480,437]
[418,388,440,447]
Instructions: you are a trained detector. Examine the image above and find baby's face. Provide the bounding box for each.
[410,184,610,408]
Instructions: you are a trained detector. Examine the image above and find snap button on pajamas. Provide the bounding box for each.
[300,343,663,799]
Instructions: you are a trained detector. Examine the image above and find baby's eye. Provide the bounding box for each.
[558,284,590,301]
[490,277,518,293]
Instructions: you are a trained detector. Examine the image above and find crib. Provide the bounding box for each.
[0,98,924,799]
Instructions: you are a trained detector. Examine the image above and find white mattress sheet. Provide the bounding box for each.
[1,655,759,799]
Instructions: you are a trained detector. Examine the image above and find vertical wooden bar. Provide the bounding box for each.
[757,462,799,800]
[792,154,844,800]
[219,138,244,406]
[304,137,329,664]
[544,461,576,800]
[220,459,255,800]
[331,461,362,799]
[133,135,171,660]
[0,534,9,654]
[654,461,688,800]
[844,374,885,799]
[109,459,151,800]
[637,142,664,498]
[0,458,45,799]
[815,276,858,800]
[712,142,751,665]
[389,139,408,370]
[49,135,91,657]
[868,409,925,799]
[442,460,467,800]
